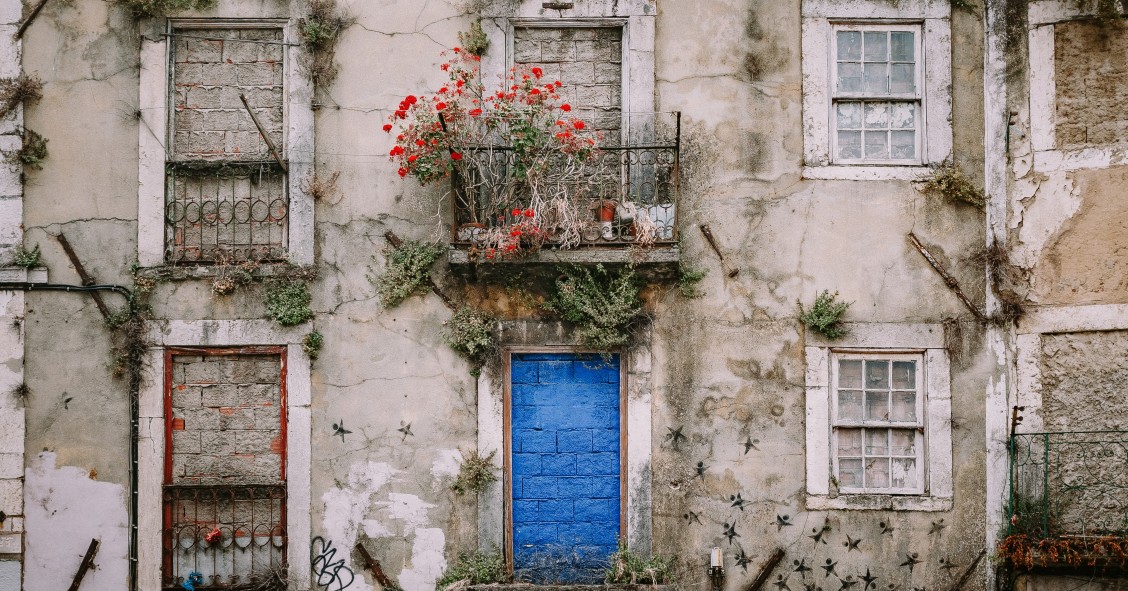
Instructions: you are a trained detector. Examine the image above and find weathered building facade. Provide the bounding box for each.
[0,0,1121,590]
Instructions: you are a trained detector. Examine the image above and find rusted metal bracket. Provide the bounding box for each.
[383,231,457,310]
[907,232,985,321]
[944,549,986,591]
[55,234,112,320]
[1010,405,1025,439]
[356,543,402,591]
[744,548,785,591]
[67,538,100,591]
[16,0,51,39]
[699,223,739,278]
[239,93,288,173]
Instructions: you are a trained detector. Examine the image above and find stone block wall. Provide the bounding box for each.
[1055,22,1128,148]
[1039,330,1128,431]
[171,28,285,161]
[514,27,623,136]
[169,353,284,485]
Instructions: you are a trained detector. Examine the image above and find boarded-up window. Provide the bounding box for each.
[1055,22,1128,148]
[166,27,288,263]
[163,349,286,589]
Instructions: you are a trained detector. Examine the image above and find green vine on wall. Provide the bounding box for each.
[370,240,444,308]
[300,0,352,90]
[444,306,497,375]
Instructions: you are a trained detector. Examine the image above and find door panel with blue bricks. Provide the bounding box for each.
[511,352,621,583]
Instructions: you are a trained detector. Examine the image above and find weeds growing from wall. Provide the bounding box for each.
[450,449,498,495]
[605,538,675,585]
[5,128,48,170]
[300,0,351,89]
[264,280,314,326]
[799,290,850,339]
[211,255,259,296]
[372,240,444,308]
[8,383,29,407]
[915,160,986,209]
[11,244,40,269]
[0,74,42,120]
[971,243,1027,323]
[444,306,497,373]
[116,0,216,18]
[545,265,644,351]
[677,262,707,299]
[302,331,323,360]
[302,170,340,202]
[436,549,509,591]
[458,19,490,56]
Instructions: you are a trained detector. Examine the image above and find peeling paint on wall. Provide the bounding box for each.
[23,452,128,591]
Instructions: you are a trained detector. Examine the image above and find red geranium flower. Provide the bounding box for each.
[524,208,535,217]
[469,108,483,116]
[532,67,543,78]
[382,124,393,132]
[395,110,406,119]
[398,167,408,177]
[573,120,585,130]
[451,152,463,161]
[512,208,522,216]
[390,146,405,156]
[561,103,571,112]
[408,154,418,162]
[436,102,447,111]
[405,95,417,104]
[416,139,426,146]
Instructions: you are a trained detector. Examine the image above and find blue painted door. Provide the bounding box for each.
[510,353,621,583]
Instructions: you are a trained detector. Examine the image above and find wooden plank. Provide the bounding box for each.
[743,548,785,591]
[16,0,51,38]
[56,234,111,319]
[907,232,985,321]
[356,543,401,591]
[67,538,100,591]
[239,93,288,172]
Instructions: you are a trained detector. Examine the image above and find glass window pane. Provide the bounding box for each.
[863,31,888,61]
[890,31,915,62]
[864,103,890,129]
[838,63,863,93]
[839,390,864,420]
[891,361,916,388]
[865,391,890,421]
[836,103,863,129]
[890,63,915,93]
[865,429,889,455]
[864,131,888,159]
[892,391,917,421]
[865,360,890,387]
[891,103,916,128]
[891,131,915,159]
[866,458,890,488]
[890,429,916,455]
[892,458,917,488]
[838,428,863,455]
[839,458,864,487]
[839,359,864,387]
[837,31,863,60]
[863,62,888,94]
[837,131,862,159]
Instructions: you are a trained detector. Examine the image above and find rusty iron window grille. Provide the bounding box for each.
[164,161,290,265]
[1008,430,1128,540]
[162,484,287,590]
[450,112,680,248]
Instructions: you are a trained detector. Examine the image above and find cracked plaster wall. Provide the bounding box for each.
[16,0,994,589]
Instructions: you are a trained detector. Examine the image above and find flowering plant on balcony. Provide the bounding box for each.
[384,48,609,258]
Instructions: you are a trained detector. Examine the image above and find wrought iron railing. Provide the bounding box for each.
[162,484,287,590]
[165,161,289,264]
[450,112,680,249]
[1008,431,1128,539]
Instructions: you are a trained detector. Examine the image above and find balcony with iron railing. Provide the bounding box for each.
[447,112,681,268]
[1003,431,1128,571]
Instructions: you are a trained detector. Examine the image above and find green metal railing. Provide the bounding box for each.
[1008,431,1128,539]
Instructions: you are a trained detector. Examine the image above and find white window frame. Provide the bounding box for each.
[830,351,926,495]
[801,0,952,180]
[805,323,953,511]
[829,23,924,166]
[137,16,314,268]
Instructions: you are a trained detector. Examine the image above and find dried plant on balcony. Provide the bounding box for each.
[998,533,1128,570]
[546,265,644,351]
[0,74,43,120]
[386,50,650,259]
[371,240,444,308]
[211,252,260,296]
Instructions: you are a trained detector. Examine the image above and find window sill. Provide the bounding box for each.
[806,494,952,511]
[802,165,928,181]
